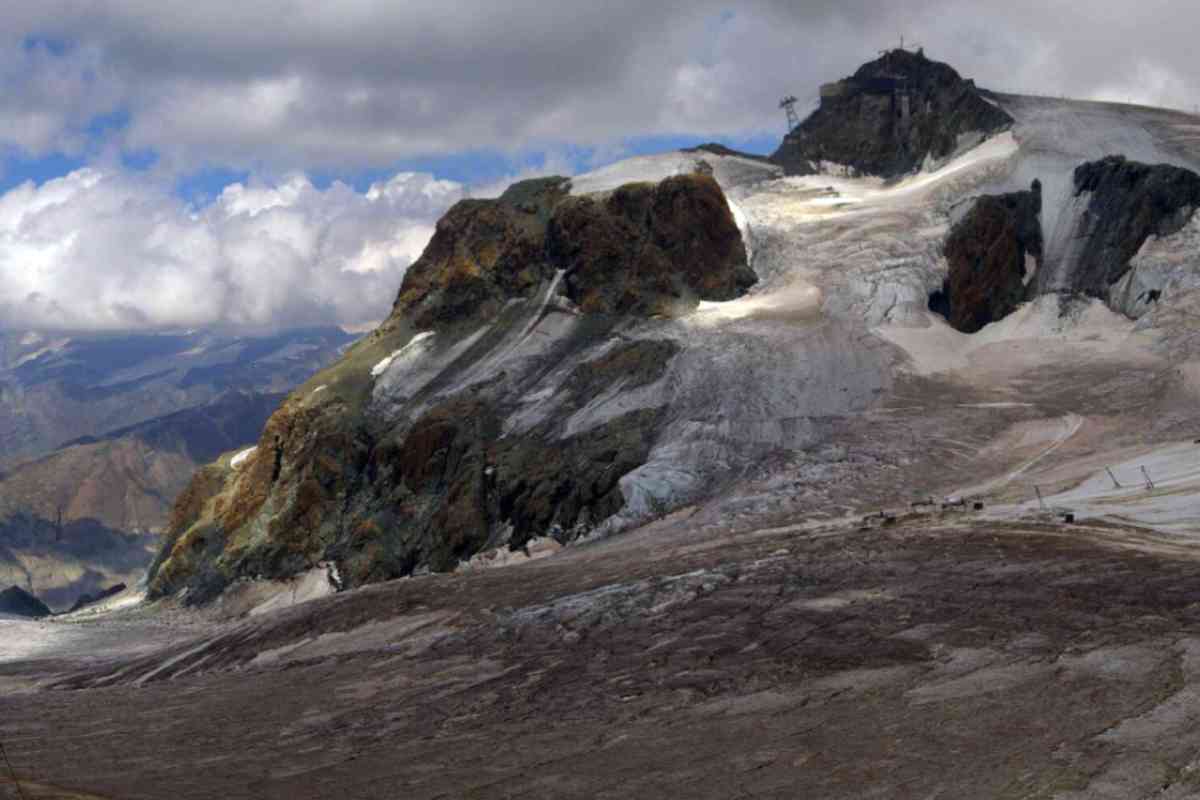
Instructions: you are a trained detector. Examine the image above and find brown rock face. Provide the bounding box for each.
[149,337,678,602]
[393,172,752,328]
[549,176,755,315]
[934,182,1043,333]
[394,177,568,330]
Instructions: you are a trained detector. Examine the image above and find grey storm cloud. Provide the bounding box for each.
[0,1,1189,171]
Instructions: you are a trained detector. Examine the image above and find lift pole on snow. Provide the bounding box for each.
[1142,466,1156,490]
[1106,467,1122,490]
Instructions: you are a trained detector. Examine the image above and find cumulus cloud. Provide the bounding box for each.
[0,168,463,331]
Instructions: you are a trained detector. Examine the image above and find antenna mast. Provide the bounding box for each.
[779,95,800,131]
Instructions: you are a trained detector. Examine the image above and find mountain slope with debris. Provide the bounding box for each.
[149,170,763,602]
[151,53,1200,610]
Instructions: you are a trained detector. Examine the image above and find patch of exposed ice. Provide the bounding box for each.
[1111,211,1200,319]
[726,195,754,263]
[795,132,1018,216]
[372,325,490,415]
[59,586,147,619]
[247,564,341,618]
[1014,441,1200,533]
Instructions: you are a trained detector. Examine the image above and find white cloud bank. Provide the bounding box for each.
[0,168,463,331]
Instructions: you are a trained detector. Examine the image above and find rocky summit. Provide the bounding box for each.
[771,48,1012,178]
[0,585,51,618]
[395,173,752,327]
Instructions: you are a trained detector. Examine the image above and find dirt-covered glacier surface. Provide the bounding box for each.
[9,512,1200,799]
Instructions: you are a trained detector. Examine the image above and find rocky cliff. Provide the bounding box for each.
[148,170,753,603]
[932,181,1044,333]
[934,156,1200,333]
[771,48,1012,178]
[1042,155,1200,304]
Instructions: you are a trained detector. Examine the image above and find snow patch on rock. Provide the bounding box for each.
[230,447,256,469]
[371,331,434,378]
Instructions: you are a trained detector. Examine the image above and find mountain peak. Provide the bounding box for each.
[772,50,1013,178]
[0,585,52,618]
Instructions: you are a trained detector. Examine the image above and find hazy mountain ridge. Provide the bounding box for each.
[0,326,355,469]
[0,328,355,609]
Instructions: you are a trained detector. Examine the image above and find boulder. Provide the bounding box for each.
[934,181,1044,333]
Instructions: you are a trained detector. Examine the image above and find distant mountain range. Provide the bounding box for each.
[0,327,356,609]
[0,327,355,467]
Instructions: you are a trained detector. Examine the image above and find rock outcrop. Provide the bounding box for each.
[1112,211,1200,319]
[396,173,752,327]
[148,171,752,603]
[1043,156,1200,303]
[0,585,51,618]
[933,181,1044,333]
[394,177,569,330]
[772,48,1012,178]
